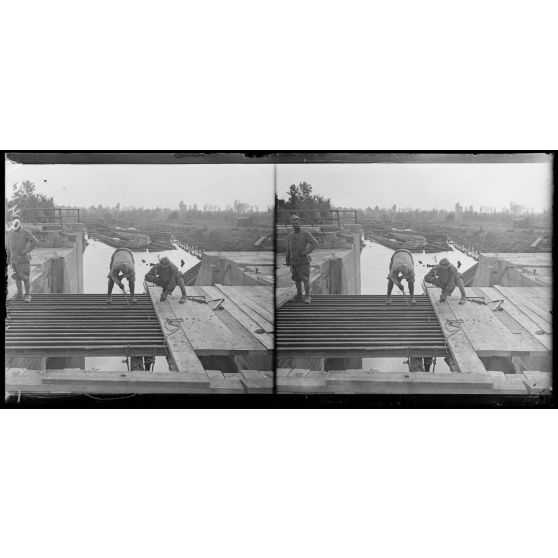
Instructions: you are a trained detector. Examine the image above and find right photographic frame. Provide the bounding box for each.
[274,152,553,397]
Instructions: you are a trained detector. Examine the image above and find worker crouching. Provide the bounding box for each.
[145,257,187,303]
[106,248,137,304]
[424,258,467,304]
[386,249,416,305]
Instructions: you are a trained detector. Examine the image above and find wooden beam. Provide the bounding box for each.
[146,286,205,373]
[426,288,487,373]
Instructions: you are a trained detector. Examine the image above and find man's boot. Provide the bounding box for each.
[458,296,467,305]
[439,292,447,302]
[106,295,112,305]
[160,291,168,302]
[23,294,32,303]
[386,295,392,306]
[293,284,303,302]
[179,294,187,304]
[303,292,311,304]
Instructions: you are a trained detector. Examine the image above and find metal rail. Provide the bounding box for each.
[276,294,448,358]
[5,294,166,357]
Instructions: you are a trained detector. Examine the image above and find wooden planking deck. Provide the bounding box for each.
[187,286,269,353]
[170,291,245,354]
[426,288,487,373]
[431,287,547,358]
[146,286,206,373]
[215,284,273,329]
[492,287,552,330]
[199,286,273,350]
[477,287,552,350]
[219,285,274,324]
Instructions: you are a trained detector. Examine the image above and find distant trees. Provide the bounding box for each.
[276,182,332,224]
[276,182,331,212]
[6,180,55,223]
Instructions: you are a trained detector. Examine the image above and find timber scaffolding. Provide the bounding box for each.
[5,285,274,396]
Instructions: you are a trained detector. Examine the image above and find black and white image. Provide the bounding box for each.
[5,157,274,397]
[275,154,552,395]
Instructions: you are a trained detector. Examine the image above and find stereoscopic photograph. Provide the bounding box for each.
[275,153,552,396]
[5,154,274,398]
[3,151,554,404]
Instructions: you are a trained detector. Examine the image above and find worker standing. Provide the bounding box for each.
[144,256,187,303]
[6,222,39,302]
[285,215,319,304]
[386,249,416,305]
[424,257,467,304]
[106,247,137,304]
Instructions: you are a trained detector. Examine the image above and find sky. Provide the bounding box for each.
[277,162,553,212]
[5,163,275,210]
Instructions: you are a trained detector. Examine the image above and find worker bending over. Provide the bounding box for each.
[145,257,187,303]
[107,247,137,304]
[285,215,319,304]
[387,249,416,305]
[6,222,39,302]
[424,257,467,304]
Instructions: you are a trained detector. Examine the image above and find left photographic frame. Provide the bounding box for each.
[4,152,275,400]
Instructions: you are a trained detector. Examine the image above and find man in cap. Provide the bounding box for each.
[424,257,467,304]
[386,249,416,305]
[285,215,319,304]
[107,247,137,304]
[144,256,187,303]
[6,221,39,302]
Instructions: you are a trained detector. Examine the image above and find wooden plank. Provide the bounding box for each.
[4,368,234,395]
[277,374,327,393]
[276,369,513,394]
[478,287,552,350]
[238,370,273,393]
[445,288,546,357]
[277,368,293,377]
[146,286,205,373]
[206,369,225,381]
[43,370,210,387]
[200,286,273,351]
[426,288,487,373]
[215,285,273,330]
[208,376,245,394]
[494,285,552,333]
[288,368,311,377]
[168,288,251,355]
[216,285,274,324]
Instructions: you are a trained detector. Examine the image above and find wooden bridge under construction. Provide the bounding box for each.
[5,284,274,395]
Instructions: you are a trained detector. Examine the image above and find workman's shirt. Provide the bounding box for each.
[388,249,415,283]
[424,263,461,286]
[109,248,136,283]
[286,230,319,266]
[145,261,180,285]
[6,227,39,264]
